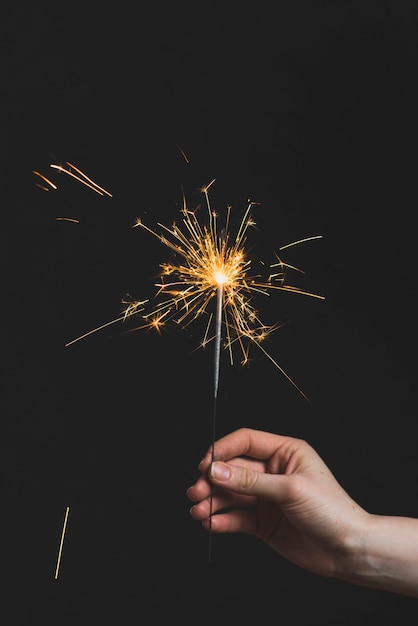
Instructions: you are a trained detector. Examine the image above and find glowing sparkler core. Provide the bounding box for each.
[134,195,259,351]
[214,270,227,285]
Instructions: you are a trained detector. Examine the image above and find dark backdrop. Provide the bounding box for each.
[2,3,418,624]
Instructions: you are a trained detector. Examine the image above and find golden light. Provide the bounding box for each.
[214,269,228,285]
[67,180,324,401]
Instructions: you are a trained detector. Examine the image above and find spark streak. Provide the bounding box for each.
[34,162,113,196]
[55,506,70,579]
[65,299,147,347]
[55,217,80,223]
[34,160,113,223]
[179,146,190,163]
[33,170,57,190]
[50,162,113,196]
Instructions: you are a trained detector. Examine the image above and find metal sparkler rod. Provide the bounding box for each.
[213,284,224,402]
[208,283,224,562]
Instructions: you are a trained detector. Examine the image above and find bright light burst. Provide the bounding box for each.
[67,179,324,400]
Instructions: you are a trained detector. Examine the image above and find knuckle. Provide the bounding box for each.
[239,467,258,492]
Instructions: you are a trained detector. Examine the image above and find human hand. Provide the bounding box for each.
[187,427,368,578]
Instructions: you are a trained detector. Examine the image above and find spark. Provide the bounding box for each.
[33,170,57,190]
[65,298,147,347]
[54,506,70,579]
[279,235,323,250]
[49,162,113,196]
[67,182,324,400]
[34,160,113,224]
[33,162,112,196]
[179,146,190,163]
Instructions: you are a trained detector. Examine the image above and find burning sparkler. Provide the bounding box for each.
[64,175,324,560]
[135,180,324,559]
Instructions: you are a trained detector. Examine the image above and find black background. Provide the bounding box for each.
[2,3,418,624]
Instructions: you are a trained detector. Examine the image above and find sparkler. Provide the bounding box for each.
[135,181,324,558]
[64,178,324,559]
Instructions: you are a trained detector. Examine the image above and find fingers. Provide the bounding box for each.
[202,508,258,535]
[189,488,256,520]
[198,427,302,473]
[188,455,266,502]
[188,458,289,513]
[187,459,259,536]
[188,485,258,535]
[208,460,285,501]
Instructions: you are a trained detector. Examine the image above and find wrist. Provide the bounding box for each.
[335,513,418,597]
[333,511,374,581]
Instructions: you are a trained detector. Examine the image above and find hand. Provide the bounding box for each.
[187,427,369,578]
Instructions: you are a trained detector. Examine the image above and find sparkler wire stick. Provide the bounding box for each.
[213,283,223,402]
[208,259,226,561]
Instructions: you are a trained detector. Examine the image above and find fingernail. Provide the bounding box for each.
[210,461,230,481]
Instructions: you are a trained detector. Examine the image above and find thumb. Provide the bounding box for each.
[210,461,285,501]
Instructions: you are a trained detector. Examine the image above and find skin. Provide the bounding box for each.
[187,427,418,598]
